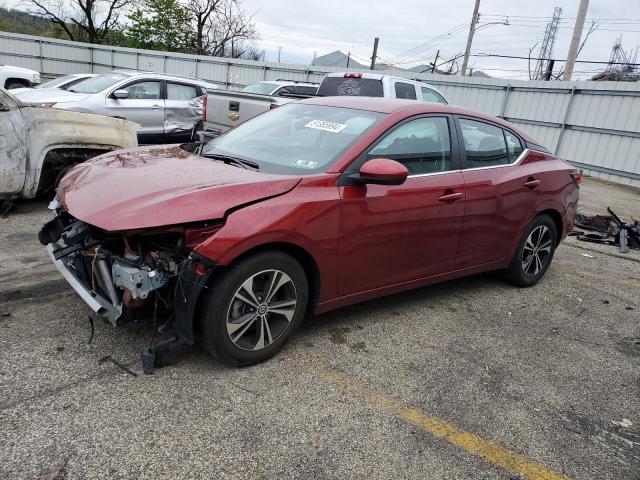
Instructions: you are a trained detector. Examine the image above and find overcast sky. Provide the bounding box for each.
[241,0,640,79]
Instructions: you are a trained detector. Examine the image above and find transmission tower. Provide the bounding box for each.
[596,36,640,81]
[533,7,562,80]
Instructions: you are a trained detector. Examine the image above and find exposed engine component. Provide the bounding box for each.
[112,262,170,300]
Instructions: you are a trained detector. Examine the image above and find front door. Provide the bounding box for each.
[106,80,165,144]
[338,115,465,296]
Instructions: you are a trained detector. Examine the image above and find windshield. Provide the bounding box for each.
[69,73,129,93]
[202,104,383,174]
[242,82,280,95]
[35,76,74,89]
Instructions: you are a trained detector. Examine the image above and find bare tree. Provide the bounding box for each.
[29,0,130,43]
[202,0,259,58]
[527,42,539,80]
[552,20,599,80]
[185,0,224,54]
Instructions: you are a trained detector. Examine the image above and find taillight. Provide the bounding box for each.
[344,72,363,78]
[570,171,582,186]
[202,95,207,122]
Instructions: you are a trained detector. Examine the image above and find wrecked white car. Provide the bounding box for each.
[0,88,137,200]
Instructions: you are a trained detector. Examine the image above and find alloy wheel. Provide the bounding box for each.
[522,225,552,277]
[226,269,297,351]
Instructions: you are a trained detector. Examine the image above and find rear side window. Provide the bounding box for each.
[421,87,447,104]
[504,130,524,162]
[366,117,452,175]
[394,82,417,100]
[459,119,510,168]
[167,83,199,100]
[317,77,384,97]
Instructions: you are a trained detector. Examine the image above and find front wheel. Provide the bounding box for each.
[504,214,558,287]
[198,251,309,366]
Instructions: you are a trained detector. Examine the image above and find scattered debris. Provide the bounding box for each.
[611,418,633,428]
[581,253,594,258]
[98,355,137,377]
[572,207,640,253]
[1,311,10,317]
[602,300,610,304]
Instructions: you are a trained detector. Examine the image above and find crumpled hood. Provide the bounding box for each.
[12,88,90,104]
[57,145,302,231]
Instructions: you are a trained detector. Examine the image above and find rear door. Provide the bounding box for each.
[164,81,204,143]
[454,116,539,269]
[105,80,164,143]
[338,115,465,295]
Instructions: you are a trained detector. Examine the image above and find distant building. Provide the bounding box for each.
[312,51,368,69]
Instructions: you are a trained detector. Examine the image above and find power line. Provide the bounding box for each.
[471,52,640,66]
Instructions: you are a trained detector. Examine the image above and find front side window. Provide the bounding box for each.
[394,82,417,100]
[203,104,383,174]
[459,118,509,168]
[167,83,198,100]
[505,130,524,162]
[122,81,161,99]
[366,117,452,175]
[421,87,447,104]
[69,73,130,93]
[242,82,280,95]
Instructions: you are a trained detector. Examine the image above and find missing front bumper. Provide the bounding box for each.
[47,243,123,324]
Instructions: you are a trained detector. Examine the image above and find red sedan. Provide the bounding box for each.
[40,97,580,366]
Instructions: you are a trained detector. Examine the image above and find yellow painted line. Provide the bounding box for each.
[322,371,571,480]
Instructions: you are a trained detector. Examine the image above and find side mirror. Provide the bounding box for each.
[113,89,129,99]
[351,158,408,186]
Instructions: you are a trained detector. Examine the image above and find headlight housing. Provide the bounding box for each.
[32,73,41,84]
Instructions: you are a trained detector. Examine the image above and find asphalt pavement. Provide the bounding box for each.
[1,176,638,480]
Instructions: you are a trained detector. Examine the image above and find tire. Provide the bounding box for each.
[503,214,558,287]
[198,251,309,367]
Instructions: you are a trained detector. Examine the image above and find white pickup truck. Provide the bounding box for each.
[1,64,42,89]
[202,72,448,134]
[0,88,137,201]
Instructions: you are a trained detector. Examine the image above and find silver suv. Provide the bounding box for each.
[12,70,220,144]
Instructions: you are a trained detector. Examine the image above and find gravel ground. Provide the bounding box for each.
[0,176,638,480]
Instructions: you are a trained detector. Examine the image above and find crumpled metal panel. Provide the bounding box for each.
[0,93,28,196]
[17,107,138,198]
[164,96,203,134]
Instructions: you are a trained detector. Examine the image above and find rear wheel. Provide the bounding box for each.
[504,214,557,287]
[198,251,308,366]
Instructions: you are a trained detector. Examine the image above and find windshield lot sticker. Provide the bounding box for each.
[292,159,319,169]
[305,120,347,133]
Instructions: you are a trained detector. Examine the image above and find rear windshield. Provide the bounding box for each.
[69,73,129,93]
[317,77,384,97]
[242,82,280,95]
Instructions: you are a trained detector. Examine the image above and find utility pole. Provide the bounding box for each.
[431,49,440,73]
[278,46,281,63]
[347,51,351,68]
[563,0,589,80]
[370,37,379,70]
[543,59,555,80]
[461,0,481,76]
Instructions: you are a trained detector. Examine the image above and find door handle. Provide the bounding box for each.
[523,178,541,190]
[151,104,163,109]
[437,192,464,203]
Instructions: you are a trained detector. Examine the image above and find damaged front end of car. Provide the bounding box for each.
[38,201,220,343]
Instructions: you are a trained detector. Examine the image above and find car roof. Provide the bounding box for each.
[256,80,318,87]
[110,69,210,85]
[298,96,537,143]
